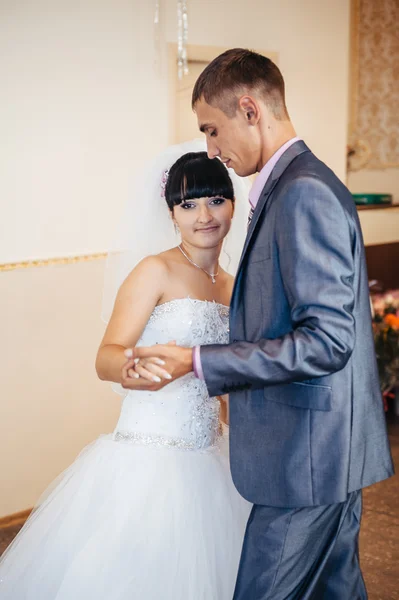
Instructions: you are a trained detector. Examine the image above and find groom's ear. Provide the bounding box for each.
[238,96,260,125]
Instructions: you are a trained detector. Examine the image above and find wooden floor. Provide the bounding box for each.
[360,414,399,599]
[1,417,398,598]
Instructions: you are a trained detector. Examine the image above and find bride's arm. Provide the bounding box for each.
[95,256,168,384]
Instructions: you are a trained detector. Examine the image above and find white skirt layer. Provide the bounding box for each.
[0,432,250,600]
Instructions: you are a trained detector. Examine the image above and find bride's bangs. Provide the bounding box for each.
[167,153,234,207]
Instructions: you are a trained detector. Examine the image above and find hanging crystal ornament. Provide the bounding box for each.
[153,0,162,74]
[154,0,160,25]
[182,0,189,76]
[177,0,189,79]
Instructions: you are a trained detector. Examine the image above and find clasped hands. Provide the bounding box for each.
[121,342,194,391]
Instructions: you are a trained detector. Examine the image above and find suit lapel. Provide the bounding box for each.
[230,142,310,325]
[236,141,310,277]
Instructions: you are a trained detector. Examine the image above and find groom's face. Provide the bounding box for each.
[195,97,261,177]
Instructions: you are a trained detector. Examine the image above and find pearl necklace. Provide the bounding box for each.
[178,245,219,284]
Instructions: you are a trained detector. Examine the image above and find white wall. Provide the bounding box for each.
[348,169,399,247]
[1,0,351,265]
[0,260,120,516]
[167,0,350,182]
[0,1,169,264]
[358,206,399,246]
[348,168,399,205]
[0,0,351,516]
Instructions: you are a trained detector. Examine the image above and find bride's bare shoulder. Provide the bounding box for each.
[140,248,181,271]
[157,247,181,262]
[122,248,180,288]
[122,254,170,290]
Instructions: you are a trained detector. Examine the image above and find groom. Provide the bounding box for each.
[130,49,393,598]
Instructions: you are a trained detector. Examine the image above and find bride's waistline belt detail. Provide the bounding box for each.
[113,430,220,451]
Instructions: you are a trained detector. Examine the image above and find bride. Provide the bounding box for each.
[0,140,251,599]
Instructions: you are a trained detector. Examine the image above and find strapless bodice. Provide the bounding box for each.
[114,298,229,450]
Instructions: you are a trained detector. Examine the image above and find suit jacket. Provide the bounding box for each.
[201,141,394,507]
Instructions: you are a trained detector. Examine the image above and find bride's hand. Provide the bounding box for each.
[130,356,173,383]
[120,358,170,391]
[124,341,178,385]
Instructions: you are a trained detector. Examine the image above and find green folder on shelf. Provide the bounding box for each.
[352,193,392,206]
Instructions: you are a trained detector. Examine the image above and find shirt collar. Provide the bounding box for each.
[249,137,301,209]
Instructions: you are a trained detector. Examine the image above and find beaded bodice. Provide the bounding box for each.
[114,298,229,450]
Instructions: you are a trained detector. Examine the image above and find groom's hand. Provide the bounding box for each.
[126,344,193,385]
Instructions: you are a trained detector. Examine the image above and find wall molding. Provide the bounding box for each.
[0,253,107,272]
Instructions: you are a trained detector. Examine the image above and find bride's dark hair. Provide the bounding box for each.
[164,152,235,211]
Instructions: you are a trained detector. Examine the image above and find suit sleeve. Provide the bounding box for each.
[200,177,356,397]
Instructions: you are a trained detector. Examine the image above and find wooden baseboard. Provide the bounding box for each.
[0,509,32,529]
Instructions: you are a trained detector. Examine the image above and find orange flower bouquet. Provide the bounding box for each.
[371,291,399,411]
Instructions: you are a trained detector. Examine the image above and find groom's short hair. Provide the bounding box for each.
[192,48,288,120]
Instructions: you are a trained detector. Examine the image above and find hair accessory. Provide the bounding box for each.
[160,169,169,197]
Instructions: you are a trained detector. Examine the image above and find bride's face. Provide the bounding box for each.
[172,195,234,249]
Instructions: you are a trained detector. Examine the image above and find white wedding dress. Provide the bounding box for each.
[0,298,251,600]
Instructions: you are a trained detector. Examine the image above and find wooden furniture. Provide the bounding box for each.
[365,241,399,290]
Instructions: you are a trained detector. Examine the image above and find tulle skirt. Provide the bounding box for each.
[0,431,250,599]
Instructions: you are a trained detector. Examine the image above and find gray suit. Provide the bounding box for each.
[200,141,394,598]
